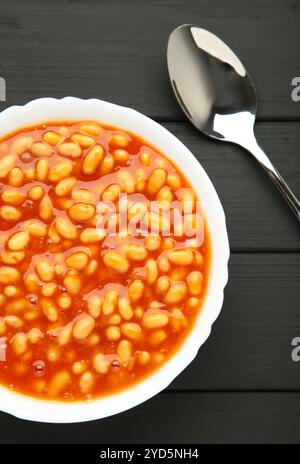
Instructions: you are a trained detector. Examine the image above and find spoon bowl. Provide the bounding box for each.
[167,25,300,221]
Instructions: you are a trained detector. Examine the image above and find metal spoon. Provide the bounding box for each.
[167,24,300,221]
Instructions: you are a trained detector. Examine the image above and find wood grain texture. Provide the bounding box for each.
[1,392,299,443]
[169,253,300,390]
[163,122,300,250]
[0,0,299,120]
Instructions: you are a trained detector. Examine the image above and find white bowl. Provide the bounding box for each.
[0,97,229,423]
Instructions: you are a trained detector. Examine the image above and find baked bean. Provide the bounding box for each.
[145,235,162,251]
[43,131,63,146]
[3,285,20,298]
[56,217,77,239]
[31,141,52,157]
[102,290,118,316]
[118,297,133,320]
[137,353,151,369]
[113,149,129,164]
[73,315,95,340]
[109,132,130,148]
[0,154,16,178]
[155,276,170,294]
[167,249,194,266]
[12,332,28,355]
[117,170,135,193]
[72,360,87,375]
[36,260,54,282]
[124,243,147,261]
[54,264,64,276]
[121,322,143,342]
[8,167,24,187]
[63,271,82,295]
[2,189,26,206]
[71,133,95,148]
[27,187,43,203]
[149,329,167,345]
[108,314,122,325]
[24,168,35,180]
[8,231,29,251]
[58,142,82,158]
[55,176,76,196]
[5,315,23,329]
[128,202,148,221]
[157,186,173,205]
[69,203,95,222]
[41,282,57,297]
[47,346,61,362]
[106,325,121,342]
[135,168,146,192]
[80,227,105,243]
[72,188,95,204]
[194,252,204,267]
[57,294,72,310]
[146,259,158,285]
[7,297,29,313]
[158,256,170,274]
[100,154,114,175]
[164,282,187,304]
[79,123,102,136]
[170,308,187,331]
[26,220,47,237]
[12,136,32,155]
[186,271,203,296]
[41,298,58,322]
[48,322,73,347]
[167,172,182,190]
[180,189,195,213]
[143,310,169,329]
[101,184,121,202]
[27,327,43,344]
[39,195,53,221]
[82,144,104,174]
[128,279,144,303]
[48,371,70,397]
[66,251,89,270]
[24,273,39,293]
[48,159,73,182]
[0,205,21,221]
[140,150,151,166]
[93,353,109,374]
[36,159,49,181]
[79,371,95,394]
[147,168,167,196]
[117,340,133,365]
[103,252,129,274]
[1,250,25,265]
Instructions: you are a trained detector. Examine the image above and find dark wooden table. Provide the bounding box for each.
[0,0,299,444]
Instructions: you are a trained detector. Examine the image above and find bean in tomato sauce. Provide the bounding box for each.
[0,121,210,401]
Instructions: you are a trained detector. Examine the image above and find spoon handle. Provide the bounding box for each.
[246,139,300,222]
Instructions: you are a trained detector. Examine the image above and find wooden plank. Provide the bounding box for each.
[169,253,300,390]
[0,392,299,443]
[162,122,300,250]
[0,0,299,120]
